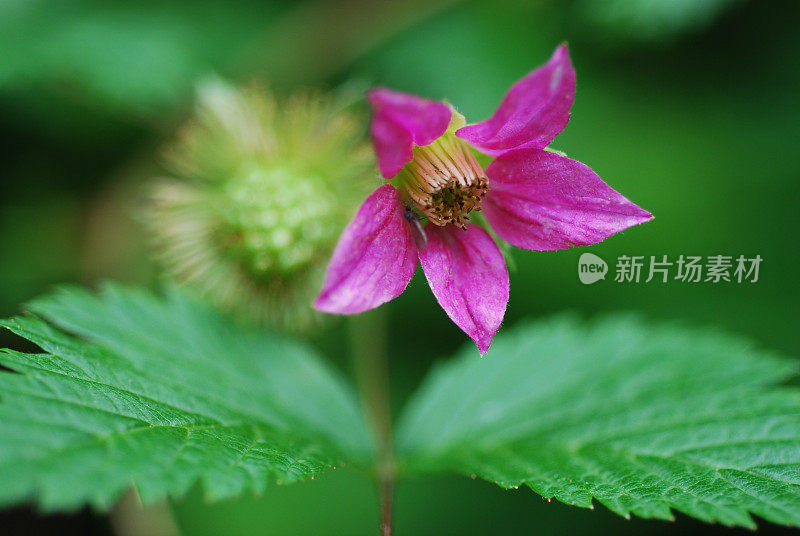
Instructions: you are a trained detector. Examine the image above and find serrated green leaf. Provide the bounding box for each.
[0,283,371,510]
[396,314,800,529]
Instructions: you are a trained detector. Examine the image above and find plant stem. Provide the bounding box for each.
[348,310,394,536]
[110,487,181,536]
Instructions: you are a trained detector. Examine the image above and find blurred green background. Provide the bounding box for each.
[2,0,799,534]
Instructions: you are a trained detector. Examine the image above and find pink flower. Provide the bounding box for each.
[314,45,652,354]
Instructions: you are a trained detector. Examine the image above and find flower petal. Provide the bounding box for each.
[418,225,509,355]
[368,88,452,179]
[315,184,418,314]
[456,44,575,156]
[483,148,653,251]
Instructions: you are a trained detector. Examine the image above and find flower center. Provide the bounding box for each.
[398,134,488,230]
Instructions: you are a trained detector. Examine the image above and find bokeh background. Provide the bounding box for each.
[2,0,799,534]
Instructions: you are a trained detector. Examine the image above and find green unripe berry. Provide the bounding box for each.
[144,80,375,331]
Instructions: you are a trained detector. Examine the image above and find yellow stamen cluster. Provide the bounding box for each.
[398,133,488,230]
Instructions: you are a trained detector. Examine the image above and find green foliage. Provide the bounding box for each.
[3,287,800,530]
[396,314,800,529]
[574,0,744,43]
[0,284,371,510]
[0,0,281,115]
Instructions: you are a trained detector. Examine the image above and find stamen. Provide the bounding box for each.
[398,134,488,229]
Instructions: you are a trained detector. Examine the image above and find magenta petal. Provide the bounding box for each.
[418,225,509,355]
[315,184,418,314]
[483,148,653,251]
[368,88,452,179]
[456,44,575,156]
